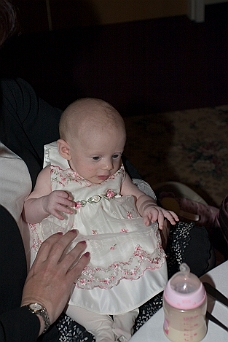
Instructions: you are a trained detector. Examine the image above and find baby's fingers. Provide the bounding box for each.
[51,191,75,207]
[157,212,166,230]
[143,211,158,226]
[54,190,72,200]
[163,210,179,225]
[143,216,150,226]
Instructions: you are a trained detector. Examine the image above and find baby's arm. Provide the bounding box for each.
[23,166,75,224]
[121,173,179,229]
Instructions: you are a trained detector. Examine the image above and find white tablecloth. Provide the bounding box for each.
[130,261,228,341]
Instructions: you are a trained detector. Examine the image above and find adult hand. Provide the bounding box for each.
[21,230,90,335]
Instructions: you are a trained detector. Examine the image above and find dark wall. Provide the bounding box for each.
[1,4,228,116]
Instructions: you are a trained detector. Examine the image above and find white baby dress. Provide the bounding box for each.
[29,142,168,315]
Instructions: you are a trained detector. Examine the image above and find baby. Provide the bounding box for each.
[23,98,178,342]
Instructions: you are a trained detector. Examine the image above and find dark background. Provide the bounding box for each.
[0,3,228,116]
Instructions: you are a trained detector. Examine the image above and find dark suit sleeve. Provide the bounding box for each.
[0,307,40,342]
[0,78,62,187]
[0,205,39,341]
[0,205,59,342]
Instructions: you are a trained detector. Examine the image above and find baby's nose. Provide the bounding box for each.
[103,159,113,170]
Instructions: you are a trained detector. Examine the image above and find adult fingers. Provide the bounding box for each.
[34,230,79,264]
[66,250,90,284]
[58,239,88,270]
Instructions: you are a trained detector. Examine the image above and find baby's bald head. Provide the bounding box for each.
[59,98,126,145]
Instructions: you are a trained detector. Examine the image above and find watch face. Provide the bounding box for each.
[30,303,42,311]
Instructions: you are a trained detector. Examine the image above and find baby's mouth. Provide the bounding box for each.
[97,175,109,181]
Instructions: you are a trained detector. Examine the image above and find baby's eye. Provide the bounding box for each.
[112,154,121,159]
[92,156,100,161]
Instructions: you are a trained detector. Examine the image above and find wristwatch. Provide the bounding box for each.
[26,303,51,334]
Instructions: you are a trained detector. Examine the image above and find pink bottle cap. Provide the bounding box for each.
[163,263,206,309]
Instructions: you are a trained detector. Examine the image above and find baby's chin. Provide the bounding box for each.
[84,175,110,184]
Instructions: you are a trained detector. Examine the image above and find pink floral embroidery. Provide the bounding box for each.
[106,189,116,198]
[134,245,143,256]
[120,228,129,233]
[127,211,133,219]
[75,201,83,209]
[75,242,166,290]
[110,244,117,250]
[78,278,86,285]
[92,230,98,235]
[29,223,37,232]
[31,239,40,251]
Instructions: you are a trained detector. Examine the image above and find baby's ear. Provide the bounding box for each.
[57,139,71,160]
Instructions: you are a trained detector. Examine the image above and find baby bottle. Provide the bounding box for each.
[163,263,207,342]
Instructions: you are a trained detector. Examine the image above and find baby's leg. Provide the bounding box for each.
[66,305,115,342]
[113,309,139,341]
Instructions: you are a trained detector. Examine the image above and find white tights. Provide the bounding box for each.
[66,305,139,342]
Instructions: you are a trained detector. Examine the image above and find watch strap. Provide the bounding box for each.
[26,303,51,334]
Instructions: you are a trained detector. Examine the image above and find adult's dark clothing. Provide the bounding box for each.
[0,205,59,342]
[0,78,61,188]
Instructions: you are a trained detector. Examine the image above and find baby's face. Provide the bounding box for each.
[68,127,126,184]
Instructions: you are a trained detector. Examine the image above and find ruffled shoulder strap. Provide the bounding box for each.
[43,141,69,170]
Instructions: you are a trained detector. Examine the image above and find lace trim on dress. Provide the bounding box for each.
[76,229,166,290]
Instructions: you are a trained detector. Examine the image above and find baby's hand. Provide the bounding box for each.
[142,205,179,230]
[42,190,75,220]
